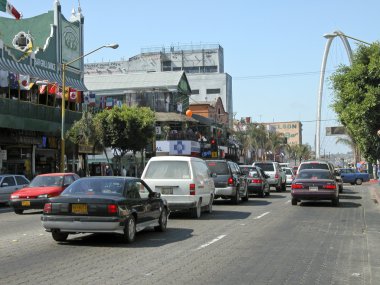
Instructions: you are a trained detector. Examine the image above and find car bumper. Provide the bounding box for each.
[160,195,198,211]
[215,186,236,198]
[10,198,49,210]
[41,215,125,234]
[247,184,264,194]
[267,178,280,186]
[291,190,338,200]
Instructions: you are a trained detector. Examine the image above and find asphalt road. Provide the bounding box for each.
[0,184,379,285]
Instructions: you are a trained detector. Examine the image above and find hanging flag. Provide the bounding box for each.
[8,72,19,89]
[69,88,77,102]
[39,84,47,94]
[64,87,70,101]
[18,74,30,90]
[0,70,8,87]
[0,0,22,20]
[76,91,82,103]
[48,83,57,95]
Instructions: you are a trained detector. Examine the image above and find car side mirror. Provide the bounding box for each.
[149,192,161,199]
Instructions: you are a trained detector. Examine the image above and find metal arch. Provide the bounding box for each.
[315,31,353,159]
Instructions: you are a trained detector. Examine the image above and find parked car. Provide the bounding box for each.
[338,168,370,185]
[291,169,339,206]
[0,174,30,204]
[41,176,169,243]
[141,156,215,218]
[9,172,79,214]
[252,161,286,191]
[283,167,295,186]
[206,159,248,204]
[297,160,343,193]
[239,165,270,197]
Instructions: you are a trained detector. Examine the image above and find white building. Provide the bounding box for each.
[84,44,233,127]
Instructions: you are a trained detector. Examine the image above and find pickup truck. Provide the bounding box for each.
[338,168,370,185]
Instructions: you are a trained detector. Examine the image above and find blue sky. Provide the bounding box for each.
[5,0,380,154]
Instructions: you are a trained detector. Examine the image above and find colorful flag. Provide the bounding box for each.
[18,74,30,90]
[0,70,8,87]
[76,91,82,103]
[69,88,77,102]
[0,0,22,20]
[48,83,57,95]
[39,84,47,94]
[8,72,19,89]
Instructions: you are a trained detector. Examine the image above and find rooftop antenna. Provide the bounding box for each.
[77,0,82,13]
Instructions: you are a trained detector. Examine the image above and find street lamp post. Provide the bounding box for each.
[60,43,119,172]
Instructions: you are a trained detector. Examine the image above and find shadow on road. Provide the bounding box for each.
[339,194,362,200]
[58,227,194,248]
[298,201,361,208]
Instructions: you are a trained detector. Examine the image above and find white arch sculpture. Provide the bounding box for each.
[315,31,353,159]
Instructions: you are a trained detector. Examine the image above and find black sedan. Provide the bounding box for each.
[41,177,169,243]
[291,169,339,206]
[239,165,270,197]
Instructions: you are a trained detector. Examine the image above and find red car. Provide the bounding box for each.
[9,173,80,214]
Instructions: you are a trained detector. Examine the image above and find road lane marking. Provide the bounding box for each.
[196,235,226,250]
[285,200,291,204]
[254,212,270,219]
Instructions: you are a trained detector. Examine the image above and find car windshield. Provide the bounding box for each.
[29,175,64,187]
[254,163,274,172]
[206,161,229,175]
[61,178,125,196]
[144,161,191,179]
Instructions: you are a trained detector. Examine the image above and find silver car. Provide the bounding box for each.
[0,175,30,204]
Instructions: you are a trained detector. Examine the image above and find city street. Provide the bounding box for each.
[1,184,380,285]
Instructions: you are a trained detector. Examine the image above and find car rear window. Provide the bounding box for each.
[144,161,191,179]
[254,163,274,172]
[206,161,229,175]
[62,178,124,196]
[240,166,254,175]
[297,170,333,180]
[299,163,329,171]
[285,169,293,175]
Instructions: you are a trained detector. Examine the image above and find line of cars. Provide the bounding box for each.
[0,157,369,243]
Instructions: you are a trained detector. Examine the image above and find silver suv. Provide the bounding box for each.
[252,161,286,192]
[0,174,30,204]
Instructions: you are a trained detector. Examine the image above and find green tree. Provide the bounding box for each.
[331,42,380,163]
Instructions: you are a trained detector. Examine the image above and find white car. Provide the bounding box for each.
[283,167,295,186]
[141,156,215,218]
[253,161,286,191]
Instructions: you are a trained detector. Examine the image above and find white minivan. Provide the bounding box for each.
[141,156,215,218]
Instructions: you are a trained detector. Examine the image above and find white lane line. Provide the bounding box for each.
[196,234,226,250]
[254,212,270,219]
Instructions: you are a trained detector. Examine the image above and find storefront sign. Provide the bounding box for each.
[156,140,200,156]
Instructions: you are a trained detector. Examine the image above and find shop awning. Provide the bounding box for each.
[0,57,87,91]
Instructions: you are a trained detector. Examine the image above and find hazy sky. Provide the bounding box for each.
[6,0,380,154]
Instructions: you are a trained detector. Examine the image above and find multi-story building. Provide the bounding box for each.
[84,44,233,127]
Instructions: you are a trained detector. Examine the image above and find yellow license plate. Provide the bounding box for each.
[72,204,88,214]
[22,200,30,206]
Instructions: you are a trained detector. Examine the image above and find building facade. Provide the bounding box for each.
[262,121,303,146]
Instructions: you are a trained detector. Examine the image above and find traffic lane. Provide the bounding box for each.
[0,187,371,284]
[0,191,289,284]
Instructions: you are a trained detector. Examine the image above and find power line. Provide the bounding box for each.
[232,70,335,80]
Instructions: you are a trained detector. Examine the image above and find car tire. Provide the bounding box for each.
[242,187,249,202]
[154,208,168,232]
[52,231,68,242]
[14,209,24,215]
[231,188,240,205]
[275,185,281,192]
[191,201,202,219]
[258,189,264,198]
[332,197,339,207]
[281,182,286,191]
[265,189,270,196]
[123,215,136,243]
[206,195,214,214]
[291,198,297,206]
[355,178,363,185]
[339,185,343,193]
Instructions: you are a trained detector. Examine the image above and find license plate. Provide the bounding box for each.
[161,188,173,195]
[309,186,318,191]
[72,204,88,214]
[22,200,30,206]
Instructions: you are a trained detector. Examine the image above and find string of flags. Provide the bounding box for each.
[0,0,22,20]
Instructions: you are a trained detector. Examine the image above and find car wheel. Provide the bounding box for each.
[258,189,264,198]
[52,231,68,242]
[339,185,343,193]
[123,215,136,243]
[191,201,202,219]
[207,195,214,214]
[154,208,168,232]
[275,185,281,192]
[14,209,24,215]
[265,189,270,196]
[231,188,240,205]
[291,198,297,206]
[281,182,286,191]
[332,197,339,207]
[242,187,249,202]
[355,178,363,185]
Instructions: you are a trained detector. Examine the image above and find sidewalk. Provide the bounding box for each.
[369,179,380,204]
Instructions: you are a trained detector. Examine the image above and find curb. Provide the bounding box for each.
[370,186,380,205]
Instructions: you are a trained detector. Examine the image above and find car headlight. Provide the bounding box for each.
[37,194,49,198]
[10,195,19,199]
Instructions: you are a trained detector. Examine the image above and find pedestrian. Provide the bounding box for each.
[105,165,112,176]
[122,165,127,177]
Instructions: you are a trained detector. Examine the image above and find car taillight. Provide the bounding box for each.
[323,184,336,190]
[291,184,303,189]
[190,183,195,195]
[275,173,279,179]
[43,203,52,213]
[228,177,234,185]
[108,204,118,214]
[252,179,262,183]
